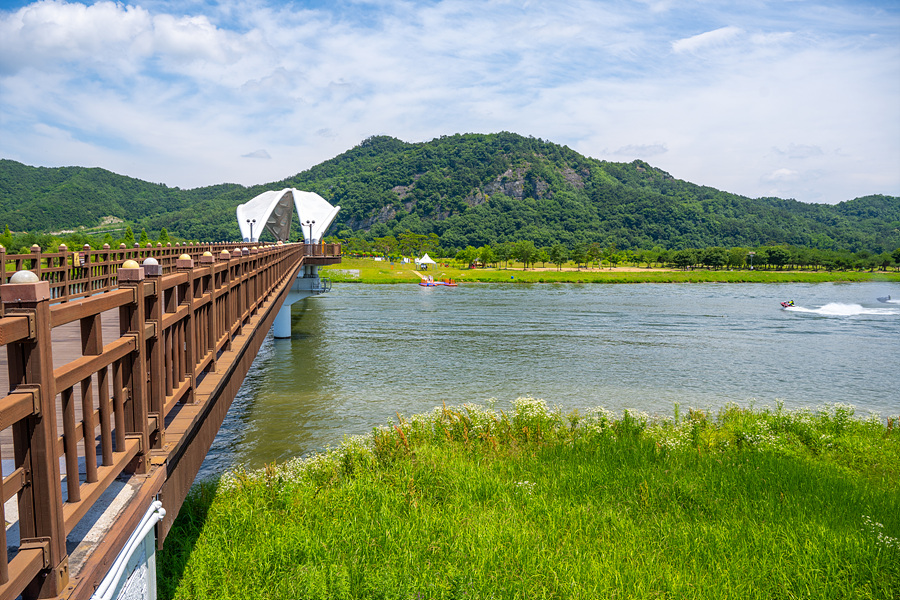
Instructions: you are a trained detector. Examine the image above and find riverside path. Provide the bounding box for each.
[0,240,340,599]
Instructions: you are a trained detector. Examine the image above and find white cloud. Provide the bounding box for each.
[0,0,897,205]
[763,168,800,182]
[242,149,271,159]
[672,26,743,54]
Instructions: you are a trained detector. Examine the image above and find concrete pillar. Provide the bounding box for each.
[273,302,293,338]
[273,265,327,338]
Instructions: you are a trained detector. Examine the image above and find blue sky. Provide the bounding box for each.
[1,0,898,204]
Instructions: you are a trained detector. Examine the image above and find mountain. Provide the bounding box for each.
[0,159,188,230]
[1,133,898,253]
[281,134,900,252]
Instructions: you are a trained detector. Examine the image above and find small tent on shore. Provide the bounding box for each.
[415,253,437,270]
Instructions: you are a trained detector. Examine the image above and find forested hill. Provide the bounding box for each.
[1,133,899,253]
[283,134,899,252]
[0,159,192,229]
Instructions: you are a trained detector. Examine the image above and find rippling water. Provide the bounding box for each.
[199,280,899,478]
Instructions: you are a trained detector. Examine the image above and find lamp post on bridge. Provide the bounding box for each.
[246,218,256,242]
[304,219,315,244]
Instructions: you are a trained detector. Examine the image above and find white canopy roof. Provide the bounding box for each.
[416,253,437,264]
[236,188,340,243]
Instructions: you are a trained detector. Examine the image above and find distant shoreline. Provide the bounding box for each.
[323,259,900,285]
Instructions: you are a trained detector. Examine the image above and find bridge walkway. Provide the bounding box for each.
[0,241,340,599]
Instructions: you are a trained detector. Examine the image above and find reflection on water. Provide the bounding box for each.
[199,280,900,479]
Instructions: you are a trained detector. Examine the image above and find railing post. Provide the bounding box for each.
[238,248,248,330]
[143,258,165,449]
[101,244,111,292]
[199,252,216,372]
[78,310,101,485]
[1,273,69,598]
[57,244,69,302]
[29,244,41,279]
[117,263,150,474]
[83,244,93,296]
[249,246,259,316]
[219,250,233,352]
[177,254,196,404]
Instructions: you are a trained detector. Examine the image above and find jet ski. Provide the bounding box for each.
[877,295,891,303]
[780,300,795,308]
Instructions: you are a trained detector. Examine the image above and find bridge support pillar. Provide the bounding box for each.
[273,302,295,339]
[273,265,325,338]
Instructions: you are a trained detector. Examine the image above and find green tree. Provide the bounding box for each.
[727,247,747,269]
[607,252,623,268]
[424,233,440,256]
[604,243,618,263]
[636,248,654,268]
[159,227,170,245]
[549,243,568,271]
[570,244,588,268]
[373,235,398,257]
[479,245,496,267]
[513,240,538,270]
[455,245,478,267]
[345,236,371,255]
[398,231,428,256]
[123,226,135,246]
[700,247,728,270]
[656,248,669,264]
[672,249,695,270]
[495,242,513,269]
[807,248,823,272]
[767,247,790,269]
[587,242,604,268]
[834,253,853,270]
[139,228,149,246]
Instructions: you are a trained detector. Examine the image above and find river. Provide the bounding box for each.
[199,280,899,478]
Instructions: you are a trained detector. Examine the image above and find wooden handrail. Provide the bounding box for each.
[0,240,340,599]
[1,242,341,314]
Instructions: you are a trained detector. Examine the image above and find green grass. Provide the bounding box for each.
[159,401,899,599]
[323,258,900,285]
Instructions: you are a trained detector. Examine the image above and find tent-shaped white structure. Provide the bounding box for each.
[236,188,341,243]
[416,253,437,264]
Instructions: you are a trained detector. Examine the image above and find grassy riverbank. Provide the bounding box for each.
[322,258,900,285]
[159,401,899,599]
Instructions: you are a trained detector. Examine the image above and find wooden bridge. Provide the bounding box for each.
[0,241,341,599]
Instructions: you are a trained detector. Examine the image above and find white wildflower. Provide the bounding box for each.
[514,480,536,495]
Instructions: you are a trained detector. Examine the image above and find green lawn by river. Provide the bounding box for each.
[322,257,900,285]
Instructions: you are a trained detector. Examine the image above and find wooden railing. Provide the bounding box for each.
[0,242,342,314]
[0,241,340,599]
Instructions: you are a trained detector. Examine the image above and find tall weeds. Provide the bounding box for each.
[160,400,899,599]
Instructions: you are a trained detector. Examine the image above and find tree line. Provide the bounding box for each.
[332,232,900,273]
[0,225,174,255]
